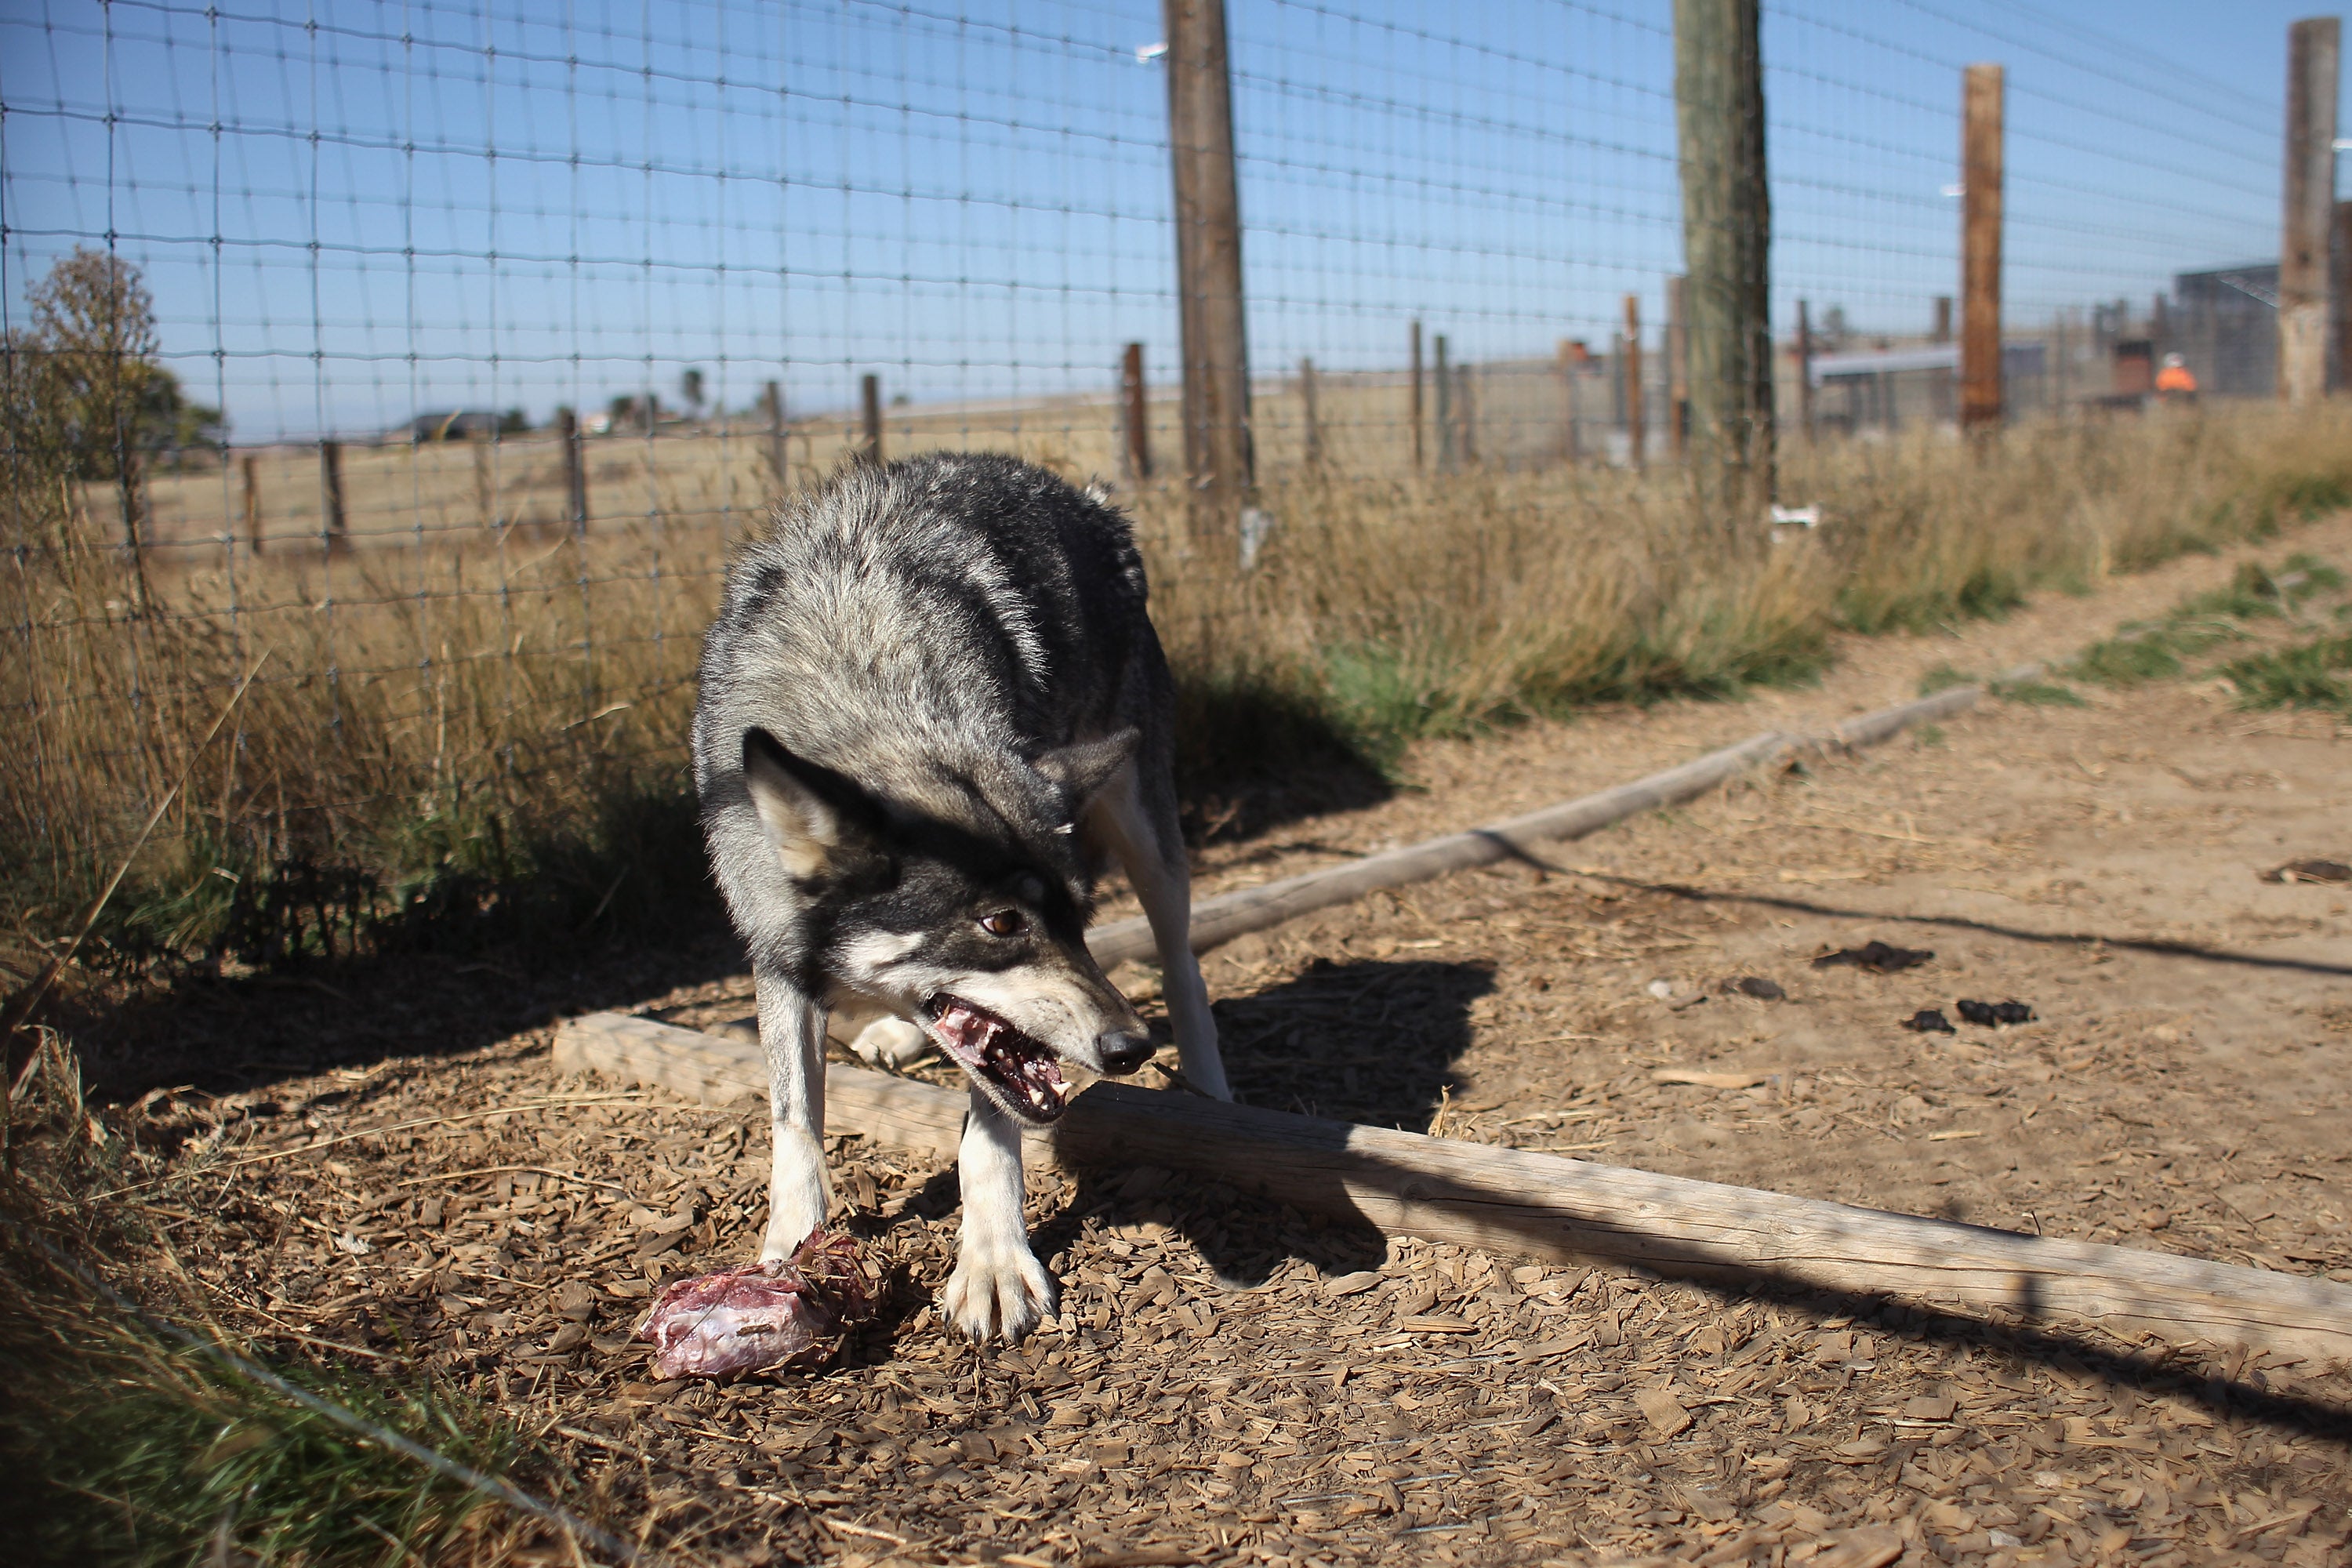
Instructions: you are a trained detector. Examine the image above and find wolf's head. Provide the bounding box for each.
[739,726,1152,1125]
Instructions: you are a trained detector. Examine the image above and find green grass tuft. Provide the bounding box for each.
[2220,635,2352,715]
[1915,664,1978,698]
[1991,677,2087,707]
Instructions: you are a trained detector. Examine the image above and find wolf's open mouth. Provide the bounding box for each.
[923,996,1068,1123]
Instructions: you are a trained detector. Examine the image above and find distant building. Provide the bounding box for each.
[406,410,506,442]
[2170,263,2277,398]
[1805,342,2048,434]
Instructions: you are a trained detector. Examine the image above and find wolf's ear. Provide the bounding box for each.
[741,728,883,880]
[1033,728,1139,810]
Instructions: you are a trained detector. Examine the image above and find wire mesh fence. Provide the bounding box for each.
[1,0,2339,953]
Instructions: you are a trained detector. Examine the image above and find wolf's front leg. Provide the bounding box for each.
[755,965,832,1261]
[942,1088,1055,1341]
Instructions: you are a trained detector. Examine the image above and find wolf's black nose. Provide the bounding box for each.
[1096,1031,1153,1075]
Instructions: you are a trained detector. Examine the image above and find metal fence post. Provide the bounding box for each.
[1960,63,2005,432]
[2278,17,2339,405]
[1163,0,1251,543]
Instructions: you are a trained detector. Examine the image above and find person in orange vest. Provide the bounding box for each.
[2154,352,2198,401]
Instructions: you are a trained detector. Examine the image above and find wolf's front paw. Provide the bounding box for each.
[942,1240,1057,1342]
[760,1126,831,1261]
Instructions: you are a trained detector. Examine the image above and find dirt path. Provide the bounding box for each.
[110,518,2352,1566]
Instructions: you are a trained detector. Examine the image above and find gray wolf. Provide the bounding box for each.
[692,452,1229,1341]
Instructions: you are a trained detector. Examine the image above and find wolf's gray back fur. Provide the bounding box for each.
[695,452,1171,975]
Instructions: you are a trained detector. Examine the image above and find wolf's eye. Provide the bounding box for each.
[978,909,1025,938]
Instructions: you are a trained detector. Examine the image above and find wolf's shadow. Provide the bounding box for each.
[1031,956,1495,1289]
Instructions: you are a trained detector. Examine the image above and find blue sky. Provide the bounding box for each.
[2,0,2340,439]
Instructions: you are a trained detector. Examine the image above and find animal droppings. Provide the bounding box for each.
[1900,1009,1956,1033]
[1813,941,1934,973]
[635,1229,879,1379]
[1955,999,2035,1026]
[1723,975,1787,1000]
[2260,858,2351,884]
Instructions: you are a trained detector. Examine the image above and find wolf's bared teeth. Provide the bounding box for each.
[924,993,1069,1123]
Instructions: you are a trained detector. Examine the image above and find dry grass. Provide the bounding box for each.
[0,1034,611,1567]
[5,401,2349,981]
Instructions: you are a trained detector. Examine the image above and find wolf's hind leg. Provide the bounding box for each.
[755,965,832,1260]
[1090,765,1230,1101]
[942,1088,1055,1341]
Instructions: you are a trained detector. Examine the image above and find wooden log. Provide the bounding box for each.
[558,1011,967,1161]
[1083,666,2038,968]
[1822,662,2038,750]
[1087,727,1788,967]
[552,1011,2352,1366]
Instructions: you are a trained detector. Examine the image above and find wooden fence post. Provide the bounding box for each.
[553,410,585,534]
[1959,63,2005,432]
[1556,339,1581,464]
[860,373,883,465]
[1408,321,1425,471]
[1675,0,1772,528]
[1623,295,1646,469]
[241,452,263,555]
[1120,343,1152,481]
[1933,296,1953,343]
[472,434,495,532]
[1455,363,1476,466]
[1794,299,1815,445]
[319,438,349,555]
[1433,333,1453,472]
[2279,17,2339,405]
[1298,356,1322,467]
[764,380,788,488]
[1665,273,1689,463]
[2334,200,2352,394]
[1164,0,1252,542]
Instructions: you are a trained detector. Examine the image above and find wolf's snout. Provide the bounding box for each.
[1095,1029,1154,1076]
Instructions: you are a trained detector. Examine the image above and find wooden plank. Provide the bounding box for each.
[552,1011,2352,1366]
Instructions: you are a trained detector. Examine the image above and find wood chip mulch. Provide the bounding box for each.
[129,1035,2350,1568]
